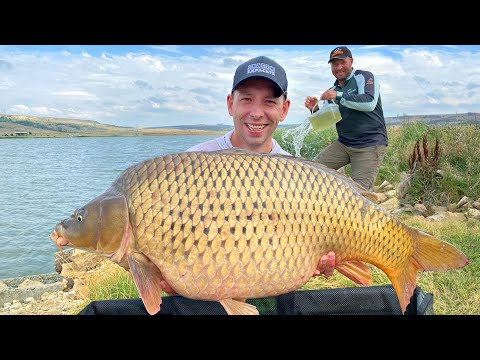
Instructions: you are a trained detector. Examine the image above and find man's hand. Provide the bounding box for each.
[314,251,336,277]
[160,280,177,296]
[304,96,319,111]
[320,90,337,102]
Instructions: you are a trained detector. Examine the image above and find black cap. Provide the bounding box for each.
[328,46,353,63]
[232,56,288,97]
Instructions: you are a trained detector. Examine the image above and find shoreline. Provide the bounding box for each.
[0,130,227,139]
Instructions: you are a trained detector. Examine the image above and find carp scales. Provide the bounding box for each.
[50,149,469,315]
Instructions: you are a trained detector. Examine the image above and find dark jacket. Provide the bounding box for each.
[332,68,388,148]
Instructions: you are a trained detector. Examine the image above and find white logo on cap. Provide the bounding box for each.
[247,62,275,76]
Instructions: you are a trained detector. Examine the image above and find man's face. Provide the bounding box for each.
[330,57,353,81]
[227,78,290,153]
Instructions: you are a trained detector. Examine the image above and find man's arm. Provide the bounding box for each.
[337,70,380,112]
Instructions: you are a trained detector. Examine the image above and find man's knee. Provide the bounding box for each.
[351,145,386,190]
[352,174,376,190]
[314,142,348,170]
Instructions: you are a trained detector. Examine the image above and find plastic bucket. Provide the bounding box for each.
[308,102,342,131]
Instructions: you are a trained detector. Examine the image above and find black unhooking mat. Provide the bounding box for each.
[77,285,433,315]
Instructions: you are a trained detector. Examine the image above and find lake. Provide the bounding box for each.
[0,135,219,280]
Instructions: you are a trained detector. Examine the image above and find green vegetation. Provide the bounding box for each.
[275,121,480,207]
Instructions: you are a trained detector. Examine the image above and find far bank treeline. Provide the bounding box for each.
[276,121,480,209]
[2,112,480,138]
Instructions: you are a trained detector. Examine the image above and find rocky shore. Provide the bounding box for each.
[0,249,110,315]
[0,273,86,315]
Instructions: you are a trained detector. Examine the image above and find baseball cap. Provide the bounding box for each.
[328,46,353,63]
[232,56,288,97]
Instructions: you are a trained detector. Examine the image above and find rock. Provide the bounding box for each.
[385,190,397,198]
[414,203,428,216]
[381,197,400,211]
[427,213,447,222]
[378,180,391,190]
[0,273,66,308]
[456,196,470,209]
[369,192,387,203]
[18,279,44,288]
[472,200,480,210]
[466,208,480,220]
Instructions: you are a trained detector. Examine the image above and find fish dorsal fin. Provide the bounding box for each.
[207,148,295,159]
[210,148,258,155]
[127,253,164,315]
[335,260,372,286]
[218,299,259,315]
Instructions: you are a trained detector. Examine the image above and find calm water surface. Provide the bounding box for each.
[0,135,218,279]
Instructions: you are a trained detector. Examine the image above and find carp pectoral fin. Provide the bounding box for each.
[335,260,372,285]
[218,299,259,315]
[127,253,164,315]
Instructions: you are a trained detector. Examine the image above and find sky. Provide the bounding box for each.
[0,44,479,128]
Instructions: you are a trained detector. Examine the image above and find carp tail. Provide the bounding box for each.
[389,228,470,314]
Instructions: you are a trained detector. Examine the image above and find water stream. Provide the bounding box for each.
[281,117,313,157]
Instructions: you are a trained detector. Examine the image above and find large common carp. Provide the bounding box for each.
[50,149,469,315]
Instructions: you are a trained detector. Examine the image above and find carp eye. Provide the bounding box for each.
[74,209,85,222]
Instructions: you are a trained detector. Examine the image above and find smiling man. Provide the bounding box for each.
[76,56,336,315]
[304,46,388,191]
[185,55,335,288]
[186,56,291,155]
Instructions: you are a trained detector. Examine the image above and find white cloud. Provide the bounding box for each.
[52,91,98,100]
[0,45,479,127]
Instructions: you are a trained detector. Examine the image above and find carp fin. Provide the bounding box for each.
[218,299,259,315]
[388,228,470,314]
[127,253,164,315]
[335,260,372,286]
[360,190,381,203]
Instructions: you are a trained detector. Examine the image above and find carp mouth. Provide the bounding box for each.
[50,227,69,252]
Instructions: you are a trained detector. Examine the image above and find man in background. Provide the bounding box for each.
[304,46,388,190]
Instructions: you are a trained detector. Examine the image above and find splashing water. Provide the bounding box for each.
[281,117,313,157]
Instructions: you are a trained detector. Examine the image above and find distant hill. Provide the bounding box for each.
[1,112,479,138]
[147,124,233,132]
[0,114,225,138]
[383,112,480,126]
